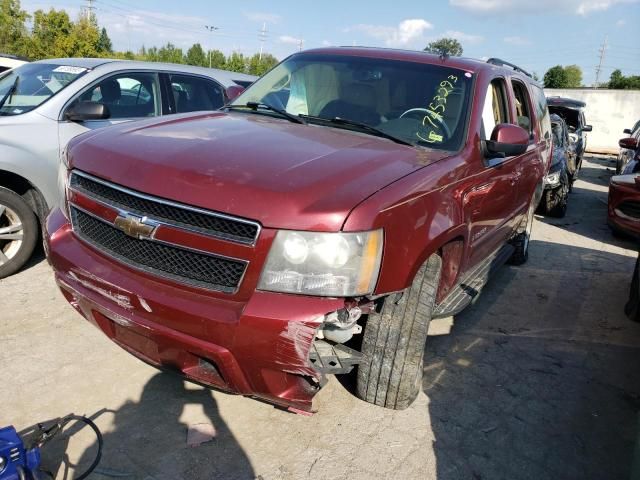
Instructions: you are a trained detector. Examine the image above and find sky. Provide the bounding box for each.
[22,0,640,86]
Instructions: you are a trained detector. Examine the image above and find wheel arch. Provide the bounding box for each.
[0,170,49,223]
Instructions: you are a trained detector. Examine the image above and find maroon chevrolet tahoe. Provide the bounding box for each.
[45,48,551,413]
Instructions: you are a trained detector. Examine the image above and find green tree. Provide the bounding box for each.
[69,15,100,57]
[206,49,226,69]
[25,9,75,59]
[96,27,112,54]
[424,38,463,57]
[246,53,278,75]
[609,69,640,90]
[225,52,247,73]
[157,42,183,64]
[185,43,206,66]
[564,64,582,88]
[0,0,29,56]
[544,65,569,88]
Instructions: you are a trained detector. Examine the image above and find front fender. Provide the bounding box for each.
[343,162,467,294]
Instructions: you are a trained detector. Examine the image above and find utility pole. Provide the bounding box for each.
[594,35,608,89]
[298,37,304,52]
[205,25,219,68]
[84,0,95,22]
[258,22,267,60]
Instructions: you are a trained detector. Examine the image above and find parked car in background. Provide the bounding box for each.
[608,171,640,239]
[547,96,592,183]
[0,58,256,278]
[617,119,640,174]
[46,48,549,413]
[538,114,574,217]
[0,54,27,73]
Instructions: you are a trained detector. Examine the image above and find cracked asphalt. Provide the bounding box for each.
[1,154,639,480]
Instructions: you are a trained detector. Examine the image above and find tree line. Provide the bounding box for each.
[0,0,278,75]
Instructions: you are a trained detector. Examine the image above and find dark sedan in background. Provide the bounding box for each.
[538,114,575,217]
[547,96,592,183]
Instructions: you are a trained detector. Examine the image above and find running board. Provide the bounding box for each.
[432,244,514,319]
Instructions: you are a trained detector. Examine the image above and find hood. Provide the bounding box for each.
[67,112,449,231]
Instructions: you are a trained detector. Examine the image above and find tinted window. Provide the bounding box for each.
[480,79,508,140]
[233,53,474,150]
[72,72,160,119]
[531,85,551,142]
[511,80,533,133]
[169,74,224,113]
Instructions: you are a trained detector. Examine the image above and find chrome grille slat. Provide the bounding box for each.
[70,171,260,244]
[70,207,247,293]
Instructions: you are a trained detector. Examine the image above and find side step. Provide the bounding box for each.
[432,243,514,319]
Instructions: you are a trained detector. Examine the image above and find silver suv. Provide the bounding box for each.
[0,58,255,278]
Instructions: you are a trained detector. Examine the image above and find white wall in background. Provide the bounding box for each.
[544,89,640,154]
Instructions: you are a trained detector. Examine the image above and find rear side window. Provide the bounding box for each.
[511,80,533,134]
[480,79,508,140]
[531,84,551,142]
[169,74,225,113]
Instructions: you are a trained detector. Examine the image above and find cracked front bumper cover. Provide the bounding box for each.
[45,208,344,412]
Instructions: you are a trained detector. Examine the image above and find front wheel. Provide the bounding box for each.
[0,187,38,279]
[356,255,442,410]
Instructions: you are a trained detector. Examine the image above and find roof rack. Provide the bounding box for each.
[486,58,532,79]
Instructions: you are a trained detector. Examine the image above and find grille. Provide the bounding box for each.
[71,207,246,292]
[618,201,640,219]
[70,172,259,244]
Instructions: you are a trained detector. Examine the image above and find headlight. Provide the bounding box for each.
[258,229,383,296]
[57,149,70,219]
[544,171,561,186]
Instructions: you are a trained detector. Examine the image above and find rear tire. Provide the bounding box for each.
[356,255,442,410]
[0,187,38,279]
[509,191,537,266]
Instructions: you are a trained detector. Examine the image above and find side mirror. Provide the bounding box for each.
[624,128,632,134]
[225,85,245,102]
[65,102,110,122]
[619,137,639,150]
[484,123,529,158]
[582,125,593,132]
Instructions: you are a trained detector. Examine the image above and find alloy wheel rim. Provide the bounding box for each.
[0,204,24,265]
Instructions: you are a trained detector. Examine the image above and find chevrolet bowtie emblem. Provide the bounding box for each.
[113,213,156,240]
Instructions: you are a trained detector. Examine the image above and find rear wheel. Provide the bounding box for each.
[509,192,537,266]
[0,187,38,279]
[356,255,442,410]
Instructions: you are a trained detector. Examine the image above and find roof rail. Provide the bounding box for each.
[486,58,532,78]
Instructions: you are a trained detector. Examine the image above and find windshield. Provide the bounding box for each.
[0,63,89,116]
[231,53,473,150]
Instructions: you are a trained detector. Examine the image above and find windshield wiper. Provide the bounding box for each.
[226,102,306,124]
[0,75,19,111]
[301,115,414,147]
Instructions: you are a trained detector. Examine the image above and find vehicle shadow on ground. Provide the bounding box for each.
[39,373,255,480]
[424,240,640,480]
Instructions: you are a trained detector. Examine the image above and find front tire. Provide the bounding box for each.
[0,187,38,279]
[356,255,442,410]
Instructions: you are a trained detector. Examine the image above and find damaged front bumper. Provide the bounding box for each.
[45,208,350,413]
